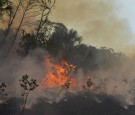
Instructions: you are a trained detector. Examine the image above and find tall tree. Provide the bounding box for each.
[0,0,55,55]
[1,0,23,47]
[7,0,55,53]
[18,22,82,56]
[46,23,82,56]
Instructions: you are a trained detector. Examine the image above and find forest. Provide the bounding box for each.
[0,0,135,115]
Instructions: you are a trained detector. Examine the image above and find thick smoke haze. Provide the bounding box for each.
[0,48,135,107]
[0,49,75,105]
[1,1,135,115]
[50,0,135,55]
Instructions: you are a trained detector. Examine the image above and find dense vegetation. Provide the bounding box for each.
[0,0,131,115]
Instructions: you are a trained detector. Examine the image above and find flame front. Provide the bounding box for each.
[42,58,76,88]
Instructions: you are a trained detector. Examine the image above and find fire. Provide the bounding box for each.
[42,58,76,88]
[41,57,98,95]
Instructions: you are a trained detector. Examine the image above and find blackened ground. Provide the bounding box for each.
[28,94,135,115]
[1,94,135,115]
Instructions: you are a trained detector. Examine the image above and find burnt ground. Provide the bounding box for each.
[1,93,134,115]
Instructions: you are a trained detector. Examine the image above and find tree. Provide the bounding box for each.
[17,31,47,56]
[0,0,55,55]
[7,0,55,53]
[46,22,82,56]
[0,0,23,47]
[17,22,82,56]
[20,74,39,115]
[0,0,12,19]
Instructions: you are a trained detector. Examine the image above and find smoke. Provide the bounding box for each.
[90,68,135,106]
[0,48,74,106]
[0,49,45,102]
[1,1,135,113]
[0,30,135,109]
[0,48,135,115]
[50,0,135,55]
[0,48,135,107]
[1,2,135,115]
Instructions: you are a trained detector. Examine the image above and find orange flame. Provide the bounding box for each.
[42,58,76,88]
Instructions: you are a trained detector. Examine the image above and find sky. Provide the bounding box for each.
[50,0,135,55]
[116,0,135,34]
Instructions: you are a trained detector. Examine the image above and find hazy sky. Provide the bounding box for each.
[50,0,135,55]
[116,0,135,34]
